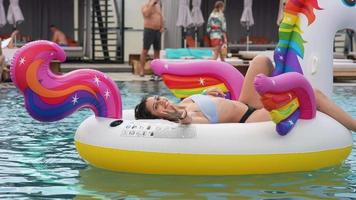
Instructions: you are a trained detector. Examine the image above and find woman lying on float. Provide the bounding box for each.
[135,56,356,132]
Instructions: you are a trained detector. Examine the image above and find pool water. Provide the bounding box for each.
[0,82,355,199]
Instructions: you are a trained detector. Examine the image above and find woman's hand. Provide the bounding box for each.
[160,105,191,124]
[160,105,185,120]
[204,88,226,97]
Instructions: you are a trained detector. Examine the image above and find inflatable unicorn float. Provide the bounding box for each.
[10,0,355,175]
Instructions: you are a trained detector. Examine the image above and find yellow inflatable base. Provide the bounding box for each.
[75,141,351,175]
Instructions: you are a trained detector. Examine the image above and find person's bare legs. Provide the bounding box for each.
[219,48,225,62]
[152,50,161,80]
[237,55,356,131]
[315,89,356,131]
[140,49,149,77]
[212,46,219,60]
[238,55,274,109]
[219,43,226,62]
[153,50,160,59]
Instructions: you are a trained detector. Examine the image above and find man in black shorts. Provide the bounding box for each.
[140,0,164,79]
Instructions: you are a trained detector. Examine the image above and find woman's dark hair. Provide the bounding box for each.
[135,96,159,119]
[213,1,225,12]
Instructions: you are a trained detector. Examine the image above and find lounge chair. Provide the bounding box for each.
[61,46,84,60]
[333,61,356,78]
[348,51,356,60]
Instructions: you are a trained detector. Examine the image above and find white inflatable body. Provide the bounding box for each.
[299,1,356,97]
[74,110,352,175]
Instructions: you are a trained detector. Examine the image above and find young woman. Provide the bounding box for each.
[135,56,356,132]
[206,1,227,61]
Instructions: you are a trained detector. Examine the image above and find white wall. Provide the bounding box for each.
[124,0,144,62]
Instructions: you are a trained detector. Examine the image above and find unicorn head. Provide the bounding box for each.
[274,0,356,97]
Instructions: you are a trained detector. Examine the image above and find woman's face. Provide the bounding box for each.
[145,96,173,119]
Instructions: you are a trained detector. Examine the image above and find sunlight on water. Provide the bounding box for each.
[0,82,355,199]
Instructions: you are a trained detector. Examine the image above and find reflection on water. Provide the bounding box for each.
[75,165,355,199]
[0,82,355,199]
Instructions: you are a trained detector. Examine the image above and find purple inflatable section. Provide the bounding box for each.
[254,72,316,119]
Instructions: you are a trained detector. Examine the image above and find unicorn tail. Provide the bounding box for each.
[11,40,122,122]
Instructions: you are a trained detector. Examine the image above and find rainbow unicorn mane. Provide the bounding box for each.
[11,41,122,122]
[273,0,322,76]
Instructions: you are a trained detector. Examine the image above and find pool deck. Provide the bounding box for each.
[60,62,356,82]
[60,63,152,81]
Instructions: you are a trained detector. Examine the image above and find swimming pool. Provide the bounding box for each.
[0,82,355,199]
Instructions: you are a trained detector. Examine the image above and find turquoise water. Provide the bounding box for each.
[0,82,355,199]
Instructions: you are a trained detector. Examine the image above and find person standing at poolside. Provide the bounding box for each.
[50,25,68,46]
[207,1,227,62]
[140,0,164,78]
[4,29,19,48]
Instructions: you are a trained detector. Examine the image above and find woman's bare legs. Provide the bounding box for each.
[238,55,274,109]
[212,46,221,60]
[315,89,356,131]
[219,49,225,62]
[237,56,356,131]
[218,44,226,62]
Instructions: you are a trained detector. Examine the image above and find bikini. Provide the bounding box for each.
[239,105,257,123]
[188,94,256,123]
[189,94,219,123]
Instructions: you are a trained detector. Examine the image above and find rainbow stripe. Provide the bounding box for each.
[162,74,229,99]
[273,0,322,76]
[11,41,122,122]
